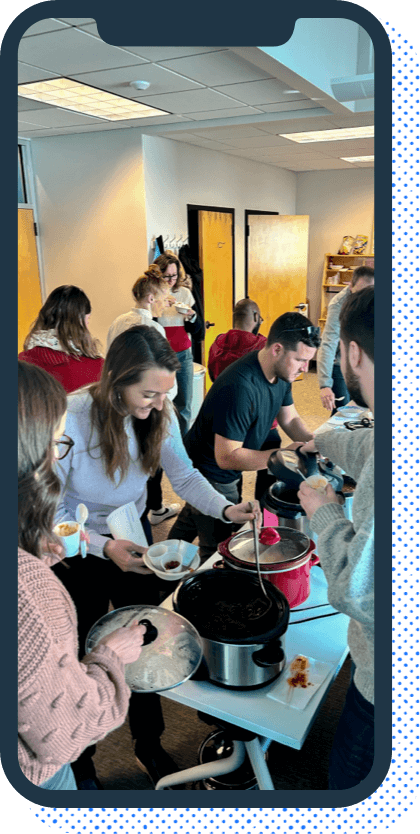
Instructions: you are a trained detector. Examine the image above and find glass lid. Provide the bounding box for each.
[86,605,203,693]
[226,527,310,566]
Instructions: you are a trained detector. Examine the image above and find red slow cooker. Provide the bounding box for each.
[217,526,319,609]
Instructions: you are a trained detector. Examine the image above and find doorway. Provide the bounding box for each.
[187,204,235,389]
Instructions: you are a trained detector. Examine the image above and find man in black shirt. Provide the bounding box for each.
[168,312,321,558]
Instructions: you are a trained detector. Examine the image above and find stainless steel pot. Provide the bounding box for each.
[173,569,289,690]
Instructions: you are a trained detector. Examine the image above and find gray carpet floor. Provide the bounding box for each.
[92,368,351,790]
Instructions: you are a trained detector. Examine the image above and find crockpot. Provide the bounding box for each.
[173,569,289,690]
[218,526,319,609]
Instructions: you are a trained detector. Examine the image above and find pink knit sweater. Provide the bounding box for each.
[18,548,130,786]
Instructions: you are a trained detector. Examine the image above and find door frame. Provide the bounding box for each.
[244,209,278,298]
[187,204,236,306]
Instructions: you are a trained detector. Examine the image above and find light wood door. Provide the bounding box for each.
[247,214,309,338]
[199,210,234,390]
[18,208,42,352]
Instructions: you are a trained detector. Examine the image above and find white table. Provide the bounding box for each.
[157,558,349,790]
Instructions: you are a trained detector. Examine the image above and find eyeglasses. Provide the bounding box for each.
[54,435,74,460]
[281,326,320,338]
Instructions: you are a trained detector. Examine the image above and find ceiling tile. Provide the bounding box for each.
[18,95,55,112]
[326,113,375,128]
[285,158,354,170]
[56,19,96,25]
[119,47,228,62]
[217,133,300,148]
[129,87,240,113]
[311,139,374,156]
[72,63,203,97]
[22,19,71,37]
[258,100,319,113]
[18,61,58,84]
[17,28,147,75]
[16,107,107,128]
[158,51,271,86]
[213,79,308,106]
[251,115,332,133]
[186,106,264,120]
[186,125,270,140]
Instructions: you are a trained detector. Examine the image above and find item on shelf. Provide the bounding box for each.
[328,272,340,285]
[338,235,354,254]
[352,235,369,254]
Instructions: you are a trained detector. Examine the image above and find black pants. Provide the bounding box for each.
[146,467,163,512]
[168,477,242,561]
[52,532,169,779]
[254,428,282,504]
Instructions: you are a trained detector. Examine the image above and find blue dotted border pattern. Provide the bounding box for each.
[28,18,419,834]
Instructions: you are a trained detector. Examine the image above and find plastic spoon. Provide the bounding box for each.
[76,503,88,558]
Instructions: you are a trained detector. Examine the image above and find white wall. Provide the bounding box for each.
[143,135,297,299]
[30,129,148,348]
[296,168,374,323]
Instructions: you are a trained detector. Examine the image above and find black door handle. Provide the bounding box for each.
[205,321,215,329]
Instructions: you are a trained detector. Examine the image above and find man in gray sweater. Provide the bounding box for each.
[317,265,374,413]
[298,286,374,790]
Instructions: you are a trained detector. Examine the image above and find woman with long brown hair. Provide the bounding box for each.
[19,285,104,393]
[55,324,259,787]
[107,264,180,528]
[18,361,144,790]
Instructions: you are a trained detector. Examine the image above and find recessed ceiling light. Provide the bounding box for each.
[18,78,168,121]
[341,155,374,163]
[283,90,301,94]
[278,125,374,143]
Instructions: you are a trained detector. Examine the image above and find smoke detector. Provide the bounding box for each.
[130,80,151,91]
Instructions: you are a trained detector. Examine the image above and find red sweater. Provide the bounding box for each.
[208,330,267,381]
[18,346,104,393]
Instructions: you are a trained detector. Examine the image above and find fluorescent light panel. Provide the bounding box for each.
[18,78,169,121]
[279,125,374,143]
[341,155,374,163]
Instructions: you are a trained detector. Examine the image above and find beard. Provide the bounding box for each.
[343,356,368,408]
[252,322,261,335]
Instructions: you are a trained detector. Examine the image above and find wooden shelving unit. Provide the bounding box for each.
[319,252,374,330]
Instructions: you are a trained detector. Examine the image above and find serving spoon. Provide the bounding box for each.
[75,503,89,558]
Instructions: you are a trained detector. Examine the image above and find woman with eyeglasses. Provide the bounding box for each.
[19,285,104,393]
[54,324,259,788]
[153,251,198,436]
[18,361,145,790]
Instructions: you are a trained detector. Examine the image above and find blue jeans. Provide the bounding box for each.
[329,674,374,790]
[174,347,193,436]
[41,762,78,790]
[331,363,350,415]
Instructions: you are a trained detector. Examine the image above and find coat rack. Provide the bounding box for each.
[151,234,188,256]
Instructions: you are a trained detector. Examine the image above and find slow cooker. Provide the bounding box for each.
[263,448,348,539]
[218,526,319,609]
[173,569,289,690]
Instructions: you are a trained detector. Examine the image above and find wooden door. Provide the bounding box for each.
[198,210,234,390]
[247,214,309,338]
[18,208,42,352]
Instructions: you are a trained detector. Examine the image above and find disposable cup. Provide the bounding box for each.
[53,521,81,558]
[147,543,168,564]
[305,474,329,493]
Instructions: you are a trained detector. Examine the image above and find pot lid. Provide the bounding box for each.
[226,527,310,566]
[85,605,203,693]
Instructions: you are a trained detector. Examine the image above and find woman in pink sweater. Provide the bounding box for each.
[18,361,145,790]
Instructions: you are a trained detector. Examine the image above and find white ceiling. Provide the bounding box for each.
[18,18,374,172]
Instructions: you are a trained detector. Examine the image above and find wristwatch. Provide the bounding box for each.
[222,505,233,522]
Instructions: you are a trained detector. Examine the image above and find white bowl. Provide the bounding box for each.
[143,547,200,581]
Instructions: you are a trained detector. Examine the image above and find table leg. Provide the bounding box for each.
[154,740,246,790]
[244,738,275,790]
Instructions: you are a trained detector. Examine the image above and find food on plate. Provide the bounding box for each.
[259,527,281,546]
[287,655,312,689]
[164,559,181,571]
